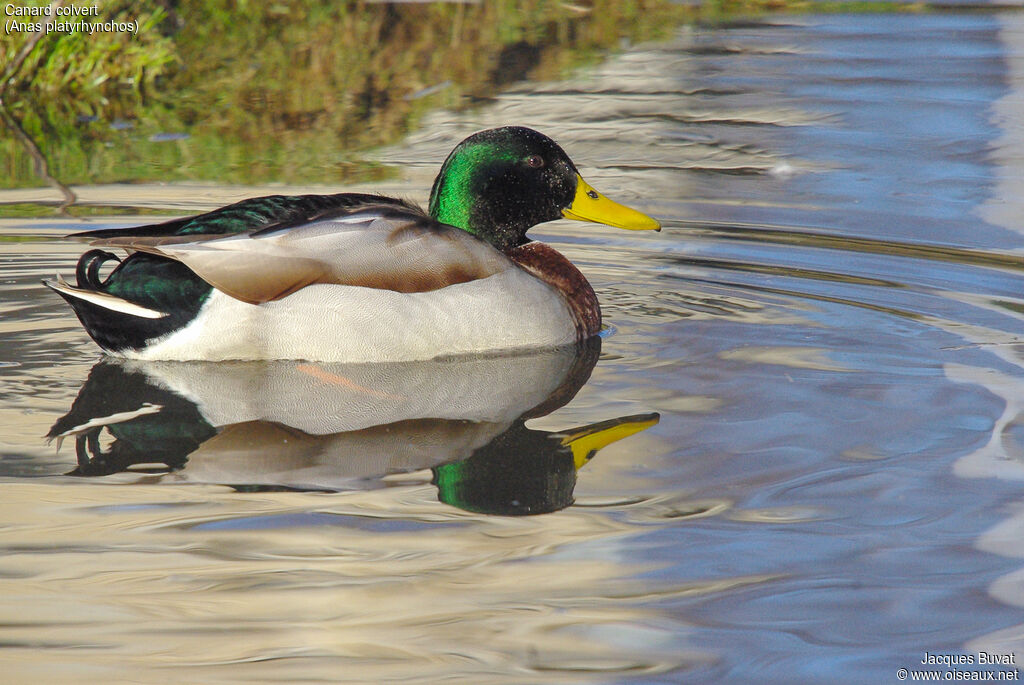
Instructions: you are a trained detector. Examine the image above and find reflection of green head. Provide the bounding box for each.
[433,423,577,516]
[432,412,660,516]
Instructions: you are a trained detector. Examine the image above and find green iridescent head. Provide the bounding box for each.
[427,126,660,252]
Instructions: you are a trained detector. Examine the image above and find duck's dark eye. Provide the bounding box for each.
[526,155,545,168]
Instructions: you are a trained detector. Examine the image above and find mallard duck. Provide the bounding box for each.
[46,126,659,361]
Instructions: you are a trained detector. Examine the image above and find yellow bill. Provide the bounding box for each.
[561,175,661,231]
[560,412,660,470]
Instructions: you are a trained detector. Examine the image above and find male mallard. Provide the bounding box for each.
[47,126,659,361]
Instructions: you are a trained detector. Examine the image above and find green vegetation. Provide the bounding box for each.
[0,0,926,204]
[1,2,175,105]
[1,0,697,194]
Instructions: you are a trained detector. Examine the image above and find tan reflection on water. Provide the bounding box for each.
[0,482,716,683]
[718,346,852,372]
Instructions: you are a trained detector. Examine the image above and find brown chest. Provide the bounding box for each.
[507,242,601,339]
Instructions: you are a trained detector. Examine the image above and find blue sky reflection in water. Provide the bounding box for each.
[6,9,1024,685]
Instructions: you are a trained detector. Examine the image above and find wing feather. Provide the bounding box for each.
[89,209,513,304]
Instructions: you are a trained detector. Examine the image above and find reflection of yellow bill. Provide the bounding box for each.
[560,412,661,470]
[562,174,661,231]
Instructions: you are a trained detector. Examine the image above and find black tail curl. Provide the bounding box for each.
[75,249,121,289]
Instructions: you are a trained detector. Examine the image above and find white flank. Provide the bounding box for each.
[47,276,168,320]
[119,269,578,362]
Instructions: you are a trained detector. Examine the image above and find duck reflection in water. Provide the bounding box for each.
[48,338,658,516]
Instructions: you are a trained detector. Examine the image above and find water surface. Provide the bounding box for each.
[4,9,1024,684]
